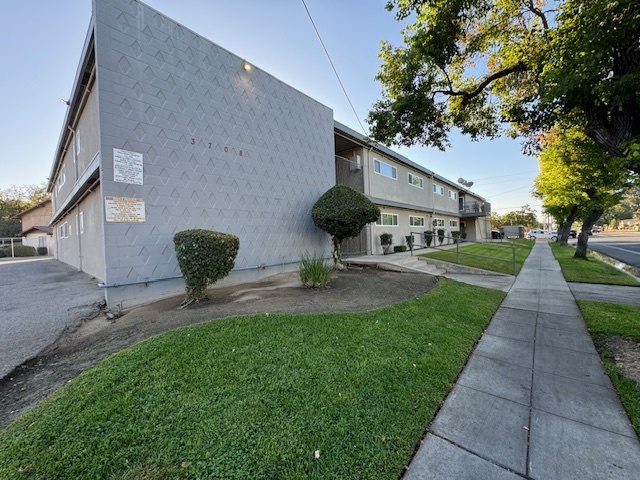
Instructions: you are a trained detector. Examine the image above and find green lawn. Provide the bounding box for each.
[0,279,504,480]
[550,243,640,286]
[578,300,640,436]
[419,239,533,275]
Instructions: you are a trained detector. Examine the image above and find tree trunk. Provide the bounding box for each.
[574,209,603,259]
[557,205,579,246]
[332,236,344,270]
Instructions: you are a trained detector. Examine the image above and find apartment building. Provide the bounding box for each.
[334,123,490,256]
[47,0,490,308]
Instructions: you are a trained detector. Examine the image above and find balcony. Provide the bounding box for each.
[460,201,490,217]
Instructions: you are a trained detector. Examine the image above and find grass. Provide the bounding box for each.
[550,243,640,286]
[577,300,640,436]
[0,279,504,480]
[419,239,534,275]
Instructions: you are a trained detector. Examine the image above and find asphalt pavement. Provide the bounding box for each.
[576,231,640,271]
[0,257,104,379]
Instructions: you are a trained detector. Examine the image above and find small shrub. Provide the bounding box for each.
[173,229,240,306]
[1,245,37,257]
[437,229,445,245]
[298,253,332,288]
[405,235,414,248]
[380,233,393,254]
[424,231,434,247]
[37,247,48,255]
[451,231,461,243]
[393,245,407,252]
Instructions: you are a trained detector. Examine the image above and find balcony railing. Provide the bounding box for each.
[460,201,490,217]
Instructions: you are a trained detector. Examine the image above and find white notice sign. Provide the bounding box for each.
[105,196,146,223]
[113,148,143,185]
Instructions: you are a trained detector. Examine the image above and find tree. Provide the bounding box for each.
[312,185,380,269]
[368,0,640,172]
[499,206,539,230]
[534,126,633,256]
[0,184,49,238]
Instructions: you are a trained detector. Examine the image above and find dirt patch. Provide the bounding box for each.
[606,336,640,384]
[0,268,437,429]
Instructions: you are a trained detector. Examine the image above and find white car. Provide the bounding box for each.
[527,229,558,241]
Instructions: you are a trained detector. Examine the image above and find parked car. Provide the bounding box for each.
[526,229,558,241]
[569,230,577,238]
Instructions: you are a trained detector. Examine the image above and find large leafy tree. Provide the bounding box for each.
[368,0,640,171]
[534,126,633,256]
[498,205,539,230]
[0,184,49,238]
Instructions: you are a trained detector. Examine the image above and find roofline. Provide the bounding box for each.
[13,199,52,219]
[333,120,485,201]
[47,17,96,193]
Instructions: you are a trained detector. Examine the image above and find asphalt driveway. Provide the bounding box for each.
[0,257,104,379]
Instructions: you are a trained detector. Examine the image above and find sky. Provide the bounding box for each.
[0,0,541,216]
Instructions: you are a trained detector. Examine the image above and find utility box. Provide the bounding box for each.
[499,225,525,239]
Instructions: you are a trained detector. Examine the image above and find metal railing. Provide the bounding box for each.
[407,231,518,275]
[0,237,24,258]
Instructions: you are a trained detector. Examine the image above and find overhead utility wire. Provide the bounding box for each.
[300,0,367,135]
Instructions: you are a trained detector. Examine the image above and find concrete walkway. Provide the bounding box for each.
[403,241,640,479]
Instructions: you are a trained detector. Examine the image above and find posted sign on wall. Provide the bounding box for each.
[113,148,143,185]
[105,196,146,223]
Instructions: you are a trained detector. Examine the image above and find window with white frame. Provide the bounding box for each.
[57,166,66,192]
[376,213,399,226]
[449,190,457,200]
[408,173,423,188]
[450,220,458,228]
[433,183,444,195]
[58,222,69,239]
[373,158,397,179]
[433,218,445,227]
[409,216,425,227]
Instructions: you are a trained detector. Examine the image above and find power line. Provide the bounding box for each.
[473,171,538,181]
[300,0,367,135]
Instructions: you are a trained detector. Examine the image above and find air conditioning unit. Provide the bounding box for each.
[349,154,362,171]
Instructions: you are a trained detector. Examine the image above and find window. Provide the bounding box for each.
[58,222,69,239]
[409,216,425,227]
[374,159,397,179]
[79,212,84,234]
[408,173,423,188]
[57,166,66,192]
[433,218,445,227]
[376,213,398,226]
[449,190,457,200]
[433,183,444,195]
[450,220,458,228]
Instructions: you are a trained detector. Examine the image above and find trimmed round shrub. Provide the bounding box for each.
[173,229,240,305]
[312,185,380,267]
[37,247,48,255]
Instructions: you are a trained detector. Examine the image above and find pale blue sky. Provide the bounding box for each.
[0,0,540,214]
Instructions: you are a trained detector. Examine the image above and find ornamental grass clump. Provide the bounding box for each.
[298,252,332,288]
[173,229,239,307]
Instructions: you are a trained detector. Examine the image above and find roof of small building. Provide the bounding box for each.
[13,199,52,219]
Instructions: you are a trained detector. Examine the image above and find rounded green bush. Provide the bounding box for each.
[173,229,240,304]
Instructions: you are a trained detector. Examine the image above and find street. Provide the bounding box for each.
[572,231,640,271]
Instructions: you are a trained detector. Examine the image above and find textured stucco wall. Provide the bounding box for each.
[92,0,334,305]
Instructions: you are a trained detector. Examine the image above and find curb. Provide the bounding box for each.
[587,248,640,281]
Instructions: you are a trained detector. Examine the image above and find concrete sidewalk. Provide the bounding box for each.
[404,241,640,479]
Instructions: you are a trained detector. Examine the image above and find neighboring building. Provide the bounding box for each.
[14,199,54,253]
[47,0,491,308]
[334,123,490,255]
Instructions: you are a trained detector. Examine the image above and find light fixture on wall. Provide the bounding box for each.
[242,60,252,71]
